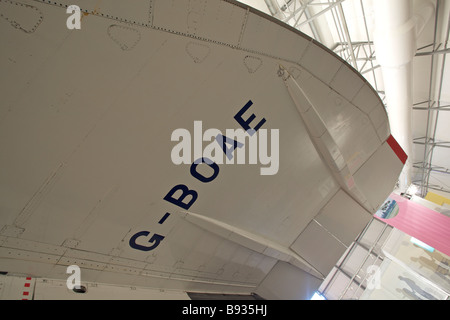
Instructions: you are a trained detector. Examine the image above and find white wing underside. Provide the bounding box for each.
[0,0,405,299]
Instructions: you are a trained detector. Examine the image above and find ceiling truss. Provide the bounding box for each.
[259,0,450,199]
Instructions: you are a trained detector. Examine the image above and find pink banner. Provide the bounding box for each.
[375,193,450,257]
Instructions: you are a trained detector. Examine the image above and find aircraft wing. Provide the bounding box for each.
[0,0,406,299]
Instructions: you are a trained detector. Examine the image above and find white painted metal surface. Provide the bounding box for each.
[33,277,190,300]
[0,274,189,299]
[0,275,35,300]
[0,0,405,299]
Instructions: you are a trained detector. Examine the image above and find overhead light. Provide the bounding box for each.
[407,184,420,196]
[410,237,435,253]
[310,292,326,300]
